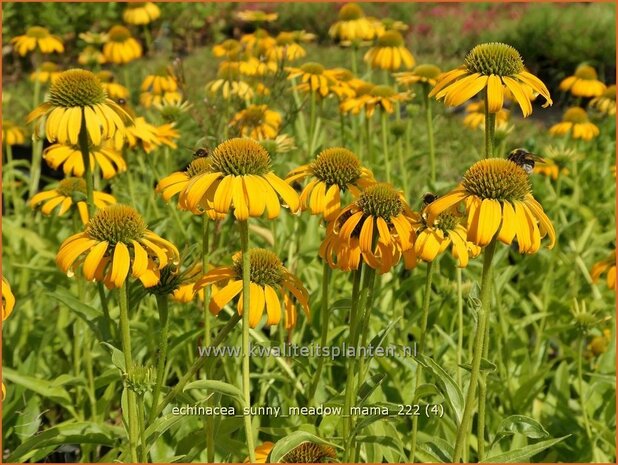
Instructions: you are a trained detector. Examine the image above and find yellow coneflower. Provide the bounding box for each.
[170,263,208,303]
[103,25,142,64]
[96,70,130,100]
[212,38,244,59]
[247,442,274,463]
[286,62,339,97]
[463,100,510,130]
[178,138,300,220]
[30,62,61,84]
[321,183,416,273]
[236,9,278,23]
[141,68,178,94]
[27,69,131,147]
[549,107,599,141]
[533,159,564,180]
[206,61,254,100]
[559,64,606,98]
[341,84,409,118]
[286,147,375,220]
[2,276,15,321]
[229,104,282,140]
[56,204,179,289]
[588,329,612,358]
[239,56,278,77]
[591,250,616,291]
[78,46,106,66]
[30,177,116,224]
[123,2,161,25]
[328,68,363,100]
[194,248,309,328]
[411,199,481,268]
[426,158,555,253]
[430,42,552,117]
[44,141,127,179]
[240,28,277,58]
[140,90,182,108]
[2,121,26,146]
[78,31,109,45]
[394,64,441,88]
[156,156,227,219]
[267,32,307,62]
[329,3,383,43]
[123,116,176,154]
[364,30,415,71]
[381,18,409,32]
[11,26,64,56]
[589,84,616,116]
[339,81,375,115]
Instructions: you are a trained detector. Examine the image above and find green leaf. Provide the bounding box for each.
[184,380,245,407]
[6,421,119,463]
[458,358,497,373]
[481,436,569,463]
[493,415,550,443]
[417,355,463,424]
[3,368,76,416]
[101,342,126,372]
[269,431,338,463]
[412,383,440,403]
[48,287,110,341]
[357,373,385,405]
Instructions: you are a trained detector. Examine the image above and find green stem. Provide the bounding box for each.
[452,239,497,462]
[309,91,317,155]
[5,144,19,215]
[396,138,408,194]
[483,96,496,159]
[148,294,170,425]
[351,46,358,75]
[343,266,363,461]
[410,261,434,462]
[138,399,147,462]
[423,89,436,186]
[477,308,491,461]
[239,220,256,463]
[118,283,139,462]
[365,117,373,166]
[339,110,346,146]
[380,110,392,183]
[202,216,215,463]
[578,335,593,447]
[308,261,331,402]
[78,115,94,216]
[155,313,241,417]
[456,268,464,386]
[98,283,113,342]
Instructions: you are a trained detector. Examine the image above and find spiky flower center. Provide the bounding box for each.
[56,177,87,197]
[563,107,589,123]
[217,62,242,80]
[377,31,404,48]
[210,138,271,176]
[574,64,598,80]
[87,204,147,244]
[186,157,213,178]
[40,62,58,72]
[49,69,106,108]
[301,62,325,75]
[371,85,396,98]
[220,39,241,52]
[281,442,337,463]
[413,64,441,80]
[311,147,361,189]
[96,70,115,83]
[108,25,131,43]
[239,106,268,126]
[436,212,458,233]
[462,158,531,202]
[339,3,364,21]
[357,183,403,220]
[27,26,50,39]
[276,32,296,46]
[602,84,616,99]
[355,83,375,97]
[464,42,524,77]
[233,248,284,287]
